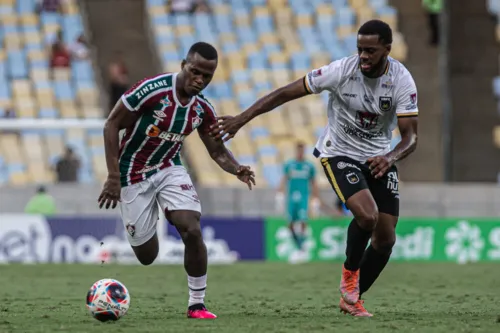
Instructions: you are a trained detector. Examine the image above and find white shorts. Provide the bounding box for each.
[119,165,201,246]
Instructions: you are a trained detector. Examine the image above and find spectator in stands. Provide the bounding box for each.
[50,29,71,69]
[35,0,62,14]
[108,51,129,112]
[55,146,80,183]
[24,185,57,216]
[169,0,210,14]
[69,33,90,60]
[422,0,443,46]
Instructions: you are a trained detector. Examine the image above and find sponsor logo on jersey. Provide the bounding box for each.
[382,79,393,89]
[379,96,392,112]
[337,161,361,171]
[356,111,379,130]
[137,164,163,174]
[342,124,383,140]
[410,93,417,104]
[160,96,172,107]
[134,80,169,100]
[364,94,374,103]
[194,103,204,116]
[346,172,360,184]
[146,124,186,142]
[153,110,167,122]
[342,93,357,98]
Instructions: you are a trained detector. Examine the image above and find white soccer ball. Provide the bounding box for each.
[86,278,131,322]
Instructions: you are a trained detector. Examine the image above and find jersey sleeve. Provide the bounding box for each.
[196,98,217,135]
[121,76,168,112]
[395,73,419,117]
[304,60,343,94]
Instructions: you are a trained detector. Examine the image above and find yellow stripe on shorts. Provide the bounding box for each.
[321,158,346,203]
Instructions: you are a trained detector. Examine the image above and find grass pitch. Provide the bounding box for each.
[1,262,499,332]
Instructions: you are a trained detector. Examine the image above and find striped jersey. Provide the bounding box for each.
[118,72,216,187]
[305,55,418,163]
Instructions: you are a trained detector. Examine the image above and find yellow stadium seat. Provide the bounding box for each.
[292,69,307,81]
[12,80,32,96]
[59,101,79,118]
[45,135,64,158]
[271,69,290,87]
[0,14,17,26]
[316,4,335,15]
[0,50,6,62]
[269,0,288,10]
[4,34,22,50]
[242,42,260,55]
[274,7,292,23]
[155,25,174,37]
[250,69,268,84]
[15,101,36,118]
[20,14,39,26]
[261,154,278,166]
[163,61,180,73]
[268,52,288,65]
[83,106,103,119]
[10,172,28,186]
[219,100,238,116]
[312,54,331,69]
[159,42,177,53]
[356,6,375,26]
[175,25,193,36]
[198,172,222,186]
[254,6,270,17]
[43,23,60,37]
[259,33,279,45]
[219,32,237,44]
[379,12,397,29]
[295,14,313,27]
[52,68,71,81]
[0,0,15,5]
[234,14,250,27]
[233,82,252,95]
[227,53,246,70]
[36,89,56,109]
[148,5,166,17]
[337,25,354,39]
[213,4,230,15]
[28,49,47,61]
[348,0,367,9]
[77,88,99,108]
[63,1,79,15]
[31,67,50,82]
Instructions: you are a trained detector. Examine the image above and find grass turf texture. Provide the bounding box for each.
[0,262,498,333]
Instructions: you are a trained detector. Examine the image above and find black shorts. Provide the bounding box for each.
[320,156,400,216]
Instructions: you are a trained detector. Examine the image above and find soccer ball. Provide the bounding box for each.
[86,278,130,322]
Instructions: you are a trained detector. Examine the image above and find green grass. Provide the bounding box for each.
[1,262,499,332]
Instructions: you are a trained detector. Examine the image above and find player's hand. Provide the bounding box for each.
[367,155,395,179]
[235,165,256,190]
[98,174,121,209]
[209,115,244,142]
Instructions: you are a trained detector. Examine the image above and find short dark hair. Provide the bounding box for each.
[187,42,218,61]
[358,20,393,44]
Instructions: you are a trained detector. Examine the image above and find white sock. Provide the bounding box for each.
[188,274,207,307]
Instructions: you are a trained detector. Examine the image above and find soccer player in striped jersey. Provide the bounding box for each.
[210,20,418,317]
[98,42,255,319]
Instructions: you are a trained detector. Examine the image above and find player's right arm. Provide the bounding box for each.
[209,60,343,141]
[98,99,140,209]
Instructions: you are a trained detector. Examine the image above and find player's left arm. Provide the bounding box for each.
[368,74,419,179]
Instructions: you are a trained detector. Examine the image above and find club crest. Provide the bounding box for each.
[379,96,392,112]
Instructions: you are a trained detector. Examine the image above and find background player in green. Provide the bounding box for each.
[276,142,320,251]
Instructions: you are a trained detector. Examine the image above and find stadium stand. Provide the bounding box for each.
[147,0,408,188]
[0,0,102,186]
[488,0,500,179]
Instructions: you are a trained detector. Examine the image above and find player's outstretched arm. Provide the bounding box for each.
[367,116,418,179]
[98,100,139,209]
[198,130,256,190]
[209,78,310,141]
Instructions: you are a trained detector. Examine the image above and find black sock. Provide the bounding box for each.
[290,227,301,249]
[343,219,372,271]
[188,303,206,310]
[359,245,391,296]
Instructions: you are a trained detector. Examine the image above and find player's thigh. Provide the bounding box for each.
[155,166,202,236]
[371,213,398,252]
[321,157,378,228]
[365,164,400,217]
[119,181,159,248]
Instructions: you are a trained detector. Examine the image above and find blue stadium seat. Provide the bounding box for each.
[238,90,257,109]
[248,53,267,69]
[291,52,311,70]
[250,127,270,139]
[231,70,250,83]
[376,6,397,17]
[263,164,281,187]
[54,81,75,100]
[222,42,240,53]
[174,13,191,26]
[238,155,256,166]
[147,0,165,6]
[215,15,233,33]
[72,60,94,82]
[343,33,358,54]
[337,7,355,26]
[8,50,28,79]
[0,5,13,15]
[0,107,4,117]
[152,15,169,26]
[369,0,389,9]
[7,163,26,176]
[39,108,58,118]
[0,81,11,99]
[258,145,278,156]
[40,12,61,26]
[17,0,37,14]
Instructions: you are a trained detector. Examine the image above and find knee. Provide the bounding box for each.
[356,209,379,231]
[372,233,396,253]
[137,253,157,266]
[180,225,203,245]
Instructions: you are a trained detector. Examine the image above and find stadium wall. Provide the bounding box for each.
[0,183,499,217]
[1,214,499,265]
